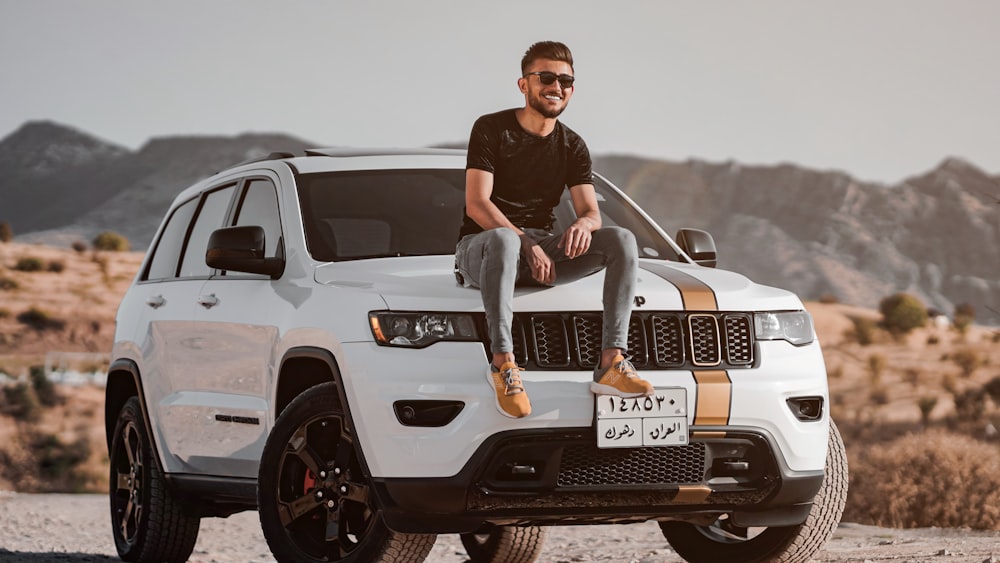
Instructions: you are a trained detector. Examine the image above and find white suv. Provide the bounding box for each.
[105,148,847,563]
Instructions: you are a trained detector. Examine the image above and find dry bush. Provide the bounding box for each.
[845,430,1000,530]
[16,307,66,331]
[847,316,879,346]
[13,256,44,272]
[951,348,983,377]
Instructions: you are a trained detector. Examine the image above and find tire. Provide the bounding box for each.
[258,382,437,562]
[108,396,200,563]
[460,525,548,563]
[659,419,849,563]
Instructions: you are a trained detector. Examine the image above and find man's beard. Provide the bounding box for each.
[528,94,566,118]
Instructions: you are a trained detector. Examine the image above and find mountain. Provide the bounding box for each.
[0,121,129,235]
[593,155,1000,325]
[1,121,997,324]
[0,122,314,248]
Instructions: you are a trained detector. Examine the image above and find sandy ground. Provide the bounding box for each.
[0,493,998,563]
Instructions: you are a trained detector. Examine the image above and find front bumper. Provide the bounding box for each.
[375,426,824,533]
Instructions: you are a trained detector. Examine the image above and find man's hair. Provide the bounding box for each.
[521,41,574,74]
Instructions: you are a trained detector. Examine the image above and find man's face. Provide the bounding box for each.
[519,58,575,119]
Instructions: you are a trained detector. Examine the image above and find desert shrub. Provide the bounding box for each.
[953,303,976,334]
[0,308,10,319]
[46,260,65,273]
[0,276,19,290]
[867,353,886,385]
[879,293,928,336]
[827,364,843,379]
[917,396,938,425]
[92,231,129,251]
[848,317,879,346]
[952,388,988,423]
[869,387,889,405]
[71,240,88,253]
[0,222,12,242]
[2,382,41,422]
[16,307,66,331]
[951,348,982,377]
[28,365,59,407]
[844,430,1000,529]
[13,256,44,272]
[985,376,1000,404]
[32,434,90,479]
[926,334,939,345]
[818,293,839,304]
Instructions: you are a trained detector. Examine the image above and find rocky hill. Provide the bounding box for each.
[593,155,1000,324]
[1,120,997,323]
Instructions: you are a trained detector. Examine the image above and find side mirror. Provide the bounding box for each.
[206,226,285,279]
[675,228,718,268]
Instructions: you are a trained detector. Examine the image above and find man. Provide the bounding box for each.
[455,41,654,419]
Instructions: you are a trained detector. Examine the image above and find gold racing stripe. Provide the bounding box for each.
[692,370,732,426]
[637,262,718,311]
[637,263,731,425]
[673,485,712,504]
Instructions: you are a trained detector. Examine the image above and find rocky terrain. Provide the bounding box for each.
[2,492,1000,562]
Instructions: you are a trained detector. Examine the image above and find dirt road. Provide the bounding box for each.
[1,492,997,562]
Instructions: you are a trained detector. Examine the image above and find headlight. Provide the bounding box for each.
[754,311,815,346]
[369,312,479,348]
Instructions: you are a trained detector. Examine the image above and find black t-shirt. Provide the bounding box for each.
[459,108,593,239]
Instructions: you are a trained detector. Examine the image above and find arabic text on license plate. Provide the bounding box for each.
[596,388,688,448]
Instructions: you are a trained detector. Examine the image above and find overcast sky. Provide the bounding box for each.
[2,1,998,184]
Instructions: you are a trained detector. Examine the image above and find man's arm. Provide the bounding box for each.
[465,168,556,284]
[559,183,602,259]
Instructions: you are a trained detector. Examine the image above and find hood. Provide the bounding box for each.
[313,256,804,313]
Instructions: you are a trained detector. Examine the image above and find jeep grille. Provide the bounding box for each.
[486,312,755,371]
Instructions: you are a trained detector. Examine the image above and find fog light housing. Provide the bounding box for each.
[787,396,824,422]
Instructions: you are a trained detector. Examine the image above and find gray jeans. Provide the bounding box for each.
[455,226,638,356]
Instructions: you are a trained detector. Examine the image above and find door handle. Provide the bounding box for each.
[145,295,166,309]
[197,294,220,309]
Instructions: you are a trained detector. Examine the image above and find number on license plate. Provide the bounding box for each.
[595,388,688,448]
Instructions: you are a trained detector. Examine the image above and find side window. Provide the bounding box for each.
[178,184,237,278]
[233,178,282,259]
[144,197,199,281]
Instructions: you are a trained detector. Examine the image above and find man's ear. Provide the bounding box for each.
[517,77,528,94]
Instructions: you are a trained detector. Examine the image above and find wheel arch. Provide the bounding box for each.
[275,346,343,418]
[104,359,153,455]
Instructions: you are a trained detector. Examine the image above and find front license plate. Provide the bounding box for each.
[596,388,688,449]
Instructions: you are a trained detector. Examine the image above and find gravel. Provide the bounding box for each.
[1,492,998,562]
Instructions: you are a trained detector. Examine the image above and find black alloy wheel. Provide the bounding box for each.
[258,382,436,562]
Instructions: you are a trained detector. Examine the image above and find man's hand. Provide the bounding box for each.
[522,235,555,284]
[558,221,593,259]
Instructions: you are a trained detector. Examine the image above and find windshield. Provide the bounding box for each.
[296,168,680,262]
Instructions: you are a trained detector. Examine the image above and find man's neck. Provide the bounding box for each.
[514,107,557,137]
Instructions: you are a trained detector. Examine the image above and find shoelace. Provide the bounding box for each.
[615,358,639,378]
[503,368,525,394]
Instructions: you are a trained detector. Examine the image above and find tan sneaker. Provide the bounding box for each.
[488,362,532,418]
[590,354,654,397]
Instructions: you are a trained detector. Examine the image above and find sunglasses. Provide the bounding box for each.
[524,71,575,89]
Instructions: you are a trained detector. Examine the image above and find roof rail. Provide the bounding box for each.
[304,147,466,158]
[230,151,297,168]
